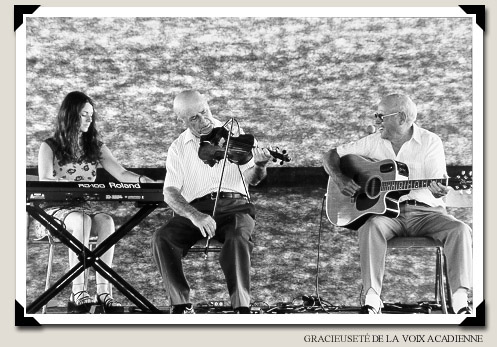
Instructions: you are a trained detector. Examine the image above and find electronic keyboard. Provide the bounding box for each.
[26,181,164,203]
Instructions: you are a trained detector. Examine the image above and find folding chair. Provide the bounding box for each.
[189,237,223,256]
[386,190,472,314]
[386,237,449,313]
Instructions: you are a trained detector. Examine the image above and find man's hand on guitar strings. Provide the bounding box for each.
[336,176,361,197]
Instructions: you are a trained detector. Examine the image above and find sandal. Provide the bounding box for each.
[96,293,124,313]
[68,290,95,313]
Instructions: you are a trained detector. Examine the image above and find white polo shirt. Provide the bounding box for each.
[336,123,447,207]
[164,120,255,203]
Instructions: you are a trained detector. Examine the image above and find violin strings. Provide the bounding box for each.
[226,141,253,150]
[227,145,252,151]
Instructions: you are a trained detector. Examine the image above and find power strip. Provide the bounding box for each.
[196,301,228,308]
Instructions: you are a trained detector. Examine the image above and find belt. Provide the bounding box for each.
[400,200,431,208]
[190,192,247,204]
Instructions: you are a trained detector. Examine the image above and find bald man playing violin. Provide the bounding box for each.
[151,90,272,314]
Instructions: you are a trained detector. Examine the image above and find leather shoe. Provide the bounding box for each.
[456,306,472,314]
[234,306,251,314]
[171,303,195,314]
[359,305,381,314]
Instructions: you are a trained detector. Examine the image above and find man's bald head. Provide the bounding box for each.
[172,90,215,137]
[173,90,207,121]
[379,94,417,125]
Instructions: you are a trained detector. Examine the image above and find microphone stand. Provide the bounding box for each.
[204,118,236,256]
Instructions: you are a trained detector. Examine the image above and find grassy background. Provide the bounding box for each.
[26,189,472,310]
[25,17,472,167]
[24,16,473,312]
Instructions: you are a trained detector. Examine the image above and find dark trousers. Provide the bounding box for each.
[151,198,255,308]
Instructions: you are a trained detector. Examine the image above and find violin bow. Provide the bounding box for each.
[204,118,236,256]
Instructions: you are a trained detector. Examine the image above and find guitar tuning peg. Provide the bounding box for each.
[461,171,465,175]
[282,150,287,154]
[272,158,277,162]
[280,161,284,165]
[469,171,473,177]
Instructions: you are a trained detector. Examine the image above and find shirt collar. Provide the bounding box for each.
[183,128,198,145]
[411,123,422,144]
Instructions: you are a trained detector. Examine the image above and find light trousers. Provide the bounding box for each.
[358,204,472,296]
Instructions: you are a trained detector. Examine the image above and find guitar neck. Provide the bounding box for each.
[381,178,447,191]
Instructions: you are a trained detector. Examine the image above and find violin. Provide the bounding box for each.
[198,126,291,167]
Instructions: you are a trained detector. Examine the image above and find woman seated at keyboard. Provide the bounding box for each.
[35,91,156,313]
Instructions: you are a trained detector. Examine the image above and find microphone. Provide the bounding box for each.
[366,125,376,134]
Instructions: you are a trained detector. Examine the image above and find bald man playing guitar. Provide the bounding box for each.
[323,94,473,315]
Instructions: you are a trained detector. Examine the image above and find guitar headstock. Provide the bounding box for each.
[268,147,291,165]
[448,171,473,191]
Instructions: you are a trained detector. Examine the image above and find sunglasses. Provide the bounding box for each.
[374,112,400,121]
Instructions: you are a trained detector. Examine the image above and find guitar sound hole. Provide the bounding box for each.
[380,163,394,173]
[365,177,381,198]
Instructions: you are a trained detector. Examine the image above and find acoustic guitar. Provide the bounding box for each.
[325,154,472,230]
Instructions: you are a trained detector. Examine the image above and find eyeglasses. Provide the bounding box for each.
[374,112,400,121]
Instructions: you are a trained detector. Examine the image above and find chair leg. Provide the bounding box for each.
[42,242,55,314]
[436,247,448,314]
[84,244,93,293]
[435,248,441,303]
[26,213,30,264]
[443,254,452,310]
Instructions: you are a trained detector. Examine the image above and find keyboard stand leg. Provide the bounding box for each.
[25,204,161,314]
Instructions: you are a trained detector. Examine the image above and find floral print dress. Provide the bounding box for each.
[32,138,103,239]
[46,138,98,182]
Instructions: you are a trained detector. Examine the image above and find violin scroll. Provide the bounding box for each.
[269,147,291,165]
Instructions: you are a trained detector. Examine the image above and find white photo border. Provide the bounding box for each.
[16,6,483,325]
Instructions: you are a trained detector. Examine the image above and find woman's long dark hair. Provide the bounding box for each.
[52,91,102,165]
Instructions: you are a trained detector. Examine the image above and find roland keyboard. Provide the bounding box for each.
[26,181,164,203]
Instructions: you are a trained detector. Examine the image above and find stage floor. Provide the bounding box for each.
[41,302,451,315]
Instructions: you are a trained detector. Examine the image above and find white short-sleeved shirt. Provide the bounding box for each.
[164,120,255,203]
[336,123,447,207]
